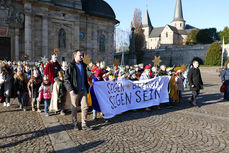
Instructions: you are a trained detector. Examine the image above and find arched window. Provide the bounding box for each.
[58,29,66,49]
[99,34,105,52]
[166,32,168,38]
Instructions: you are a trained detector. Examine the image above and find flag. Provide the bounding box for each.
[223,36,225,49]
[221,36,225,68]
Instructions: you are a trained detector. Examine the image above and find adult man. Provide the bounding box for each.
[188,60,203,106]
[64,50,90,130]
[44,54,61,84]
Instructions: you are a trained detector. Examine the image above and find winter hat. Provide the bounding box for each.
[94,69,105,77]
[144,65,151,70]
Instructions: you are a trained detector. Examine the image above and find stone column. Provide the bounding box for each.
[74,20,80,50]
[15,28,20,60]
[24,2,32,59]
[42,15,48,57]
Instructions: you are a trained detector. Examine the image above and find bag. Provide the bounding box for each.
[220,83,227,93]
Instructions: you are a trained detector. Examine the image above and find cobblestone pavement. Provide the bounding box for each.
[1,67,229,153]
[0,99,54,152]
[56,67,229,153]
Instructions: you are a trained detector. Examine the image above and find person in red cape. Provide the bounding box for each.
[44,54,61,84]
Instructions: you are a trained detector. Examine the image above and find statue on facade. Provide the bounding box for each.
[0,0,7,9]
[15,12,24,26]
[59,29,66,49]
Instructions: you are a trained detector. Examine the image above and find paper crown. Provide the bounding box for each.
[43,75,49,81]
[62,61,68,67]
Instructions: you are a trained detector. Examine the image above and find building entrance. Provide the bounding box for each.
[0,37,11,60]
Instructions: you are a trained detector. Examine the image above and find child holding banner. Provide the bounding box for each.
[90,69,105,121]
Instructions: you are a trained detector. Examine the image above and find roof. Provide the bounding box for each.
[38,0,82,10]
[178,30,187,35]
[185,24,197,30]
[81,0,118,22]
[172,0,185,22]
[149,27,164,37]
[167,25,179,34]
[38,0,119,22]
[149,25,190,38]
[142,9,152,28]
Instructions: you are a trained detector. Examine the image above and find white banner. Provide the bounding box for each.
[93,76,171,119]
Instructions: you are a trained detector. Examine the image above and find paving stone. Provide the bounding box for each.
[1,67,229,152]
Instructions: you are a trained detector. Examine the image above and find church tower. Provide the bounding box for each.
[142,9,153,39]
[171,0,185,30]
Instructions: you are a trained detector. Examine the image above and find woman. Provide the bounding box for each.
[220,63,229,100]
[14,67,28,111]
[27,69,42,112]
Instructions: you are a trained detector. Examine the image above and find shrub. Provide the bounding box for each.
[205,42,222,66]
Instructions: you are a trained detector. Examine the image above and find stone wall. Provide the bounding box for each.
[143,44,210,66]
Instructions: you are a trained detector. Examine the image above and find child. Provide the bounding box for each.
[14,66,28,111]
[38,75,52,116]
[27,69,42,112]
[90,69,105,121]
[175,70,184,102]
[49,71,67,115]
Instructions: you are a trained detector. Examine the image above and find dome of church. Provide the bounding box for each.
[38,0,118,21]
[81,0,116,21]
[38,0,82,10]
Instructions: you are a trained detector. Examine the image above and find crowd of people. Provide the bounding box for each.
[0,49,204,130]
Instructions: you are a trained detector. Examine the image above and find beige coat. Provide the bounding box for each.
[49,78,71,112]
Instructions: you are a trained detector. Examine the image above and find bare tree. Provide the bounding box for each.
[131,8,145,63]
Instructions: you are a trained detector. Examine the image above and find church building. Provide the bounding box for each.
[0,0,119,65]
[143,0,196,49]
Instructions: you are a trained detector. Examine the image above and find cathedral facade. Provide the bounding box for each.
[0,0,118,65]
[143,0,196,49]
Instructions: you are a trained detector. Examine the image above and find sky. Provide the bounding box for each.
[105,0,229,32]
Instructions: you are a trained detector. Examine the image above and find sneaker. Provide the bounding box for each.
[37,109,41,113]
[82,125,91,130]
[32,108,35,112]
[19,105,22,109]
[6,103,10,107]
[3,102,6,107]
[60,111,65,116]
[45,113,49,116]
[23,108,26,111]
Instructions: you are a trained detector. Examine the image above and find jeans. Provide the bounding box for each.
[32,98,40,109]
[191,90,200,104]
[177,90,182,101]
[18,93,26,108]
[44,99,50,114]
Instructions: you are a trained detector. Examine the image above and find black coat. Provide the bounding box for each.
[188,67,203,91]
[64,61,89,94]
